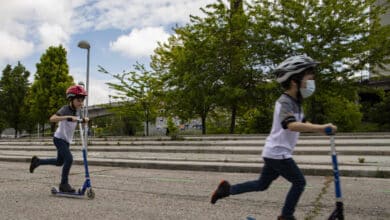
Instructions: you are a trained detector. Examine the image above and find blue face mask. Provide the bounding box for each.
[300,80,315,98]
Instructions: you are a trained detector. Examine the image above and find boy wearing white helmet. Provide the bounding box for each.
[210,55,337,220]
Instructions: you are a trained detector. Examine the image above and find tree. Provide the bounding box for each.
[99,63,162,136]
[249,0,390,129]
[0,63,30,138]
[152,23,222,134]
[151,0,389,134]
[152,0,264,134]
[29,45,74,134]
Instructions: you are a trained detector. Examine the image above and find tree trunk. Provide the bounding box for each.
[230,105,237,134]
[201,115,206,135]
[145,111,149,136]
[14,125,18,138]
[41,123,45,137]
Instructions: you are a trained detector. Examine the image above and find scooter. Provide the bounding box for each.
[51,118,95,199]
[326,127,344,220]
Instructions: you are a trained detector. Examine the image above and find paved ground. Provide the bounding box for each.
[1,161,389,220]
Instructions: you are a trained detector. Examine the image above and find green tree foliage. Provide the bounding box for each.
[152,0,267,134]
[236,82,280,133]
[150,0,389,133]
[0,63,30,137]
[166,116,178,138]
[151,22,221,134]
[29,45,74,134]
[369,93,390,130]
[305,89,363,131]
[99,63,162,136]
[249,0,389,129]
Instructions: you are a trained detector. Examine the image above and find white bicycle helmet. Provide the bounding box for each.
[274,55,319,83]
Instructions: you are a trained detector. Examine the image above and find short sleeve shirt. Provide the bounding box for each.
[261,93,304,159]
[53,105,80,143]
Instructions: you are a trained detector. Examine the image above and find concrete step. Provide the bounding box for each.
[2,150,389,166]
[3,132,390,141]
[1,138,390,146]
[0,145,389,155]
[1,133,389,178]
[2,155,388,178]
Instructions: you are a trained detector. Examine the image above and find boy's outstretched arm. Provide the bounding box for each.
[287,121,337,134]
[49,114,78,123]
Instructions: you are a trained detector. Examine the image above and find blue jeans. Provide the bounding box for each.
[230,158,306,217]
[37,137,73,184]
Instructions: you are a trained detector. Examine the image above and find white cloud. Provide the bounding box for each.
[80,0,218,30]
[0,0,220,65]
[109,27,170,58]
[0,31,34,62]
[0,0,82,64]
[38,23,70,50]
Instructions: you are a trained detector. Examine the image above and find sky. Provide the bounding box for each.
[0,0,222,105]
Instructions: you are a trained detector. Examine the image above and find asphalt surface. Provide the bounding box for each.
[1,161,389,220]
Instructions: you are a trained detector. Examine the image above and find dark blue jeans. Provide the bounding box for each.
[230,158,306,217]
[37,137,73,185]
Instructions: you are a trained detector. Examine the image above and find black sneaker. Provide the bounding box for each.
[59,183,76,193]
[29,156,39,173]
[277,216,296,220]
[210,180,230,204]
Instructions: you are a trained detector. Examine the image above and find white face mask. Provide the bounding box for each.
[300,80,315,98]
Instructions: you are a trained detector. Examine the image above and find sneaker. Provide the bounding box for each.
[277,216,296,220]
[59,183,76,193]
[210,180,230,204]
[29,156,39,173]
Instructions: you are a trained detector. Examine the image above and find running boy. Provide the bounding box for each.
[29,85,89,193]
[210,55,337,220]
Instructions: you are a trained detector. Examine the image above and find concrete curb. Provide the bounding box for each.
[5,156,389,178]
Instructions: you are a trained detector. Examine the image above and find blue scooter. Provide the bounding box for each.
[51,118,95,199]
[326,127,344,220]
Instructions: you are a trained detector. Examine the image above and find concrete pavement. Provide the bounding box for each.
[0,161,389,220]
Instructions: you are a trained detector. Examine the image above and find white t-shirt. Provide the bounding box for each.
[53,105,80,143]
[262,93,304,159]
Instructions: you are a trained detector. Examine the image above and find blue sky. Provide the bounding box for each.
[0,0,221,105]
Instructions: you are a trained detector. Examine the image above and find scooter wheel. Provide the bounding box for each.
[87,188,95,199]
[51,187,57,195]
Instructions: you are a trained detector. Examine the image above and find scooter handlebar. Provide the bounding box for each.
[325,127,334,136]
[77,118,86,123]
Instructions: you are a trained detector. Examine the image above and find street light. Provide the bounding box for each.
[78,40,90,143]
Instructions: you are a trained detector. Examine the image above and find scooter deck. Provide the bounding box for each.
[51,187,85,198]
[51,187,95,199]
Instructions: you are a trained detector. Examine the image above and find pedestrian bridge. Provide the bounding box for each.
[86,102,122,119]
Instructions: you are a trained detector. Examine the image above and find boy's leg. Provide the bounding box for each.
[278,158,306,218]
[211,158,280,204]
[29,138,65,173]
[55,140,73,185]
[39,138,65,166]
[230,158,279,195]
[54,138,75,192]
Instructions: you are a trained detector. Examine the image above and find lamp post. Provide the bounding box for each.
[78,40,90,144]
